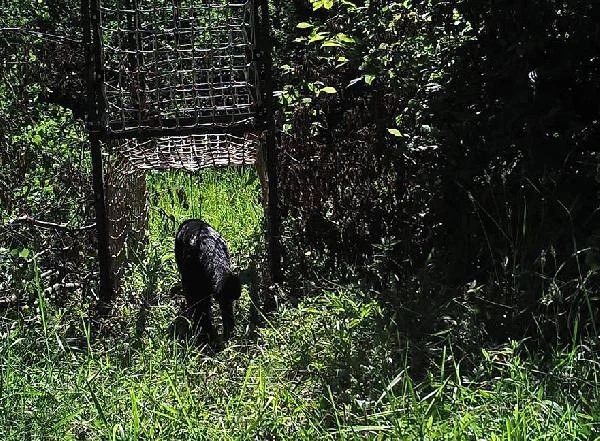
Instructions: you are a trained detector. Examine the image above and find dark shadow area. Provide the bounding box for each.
[427,0,600,344]
[275,0,600,350]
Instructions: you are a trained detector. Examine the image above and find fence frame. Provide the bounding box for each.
[81,0,282,303]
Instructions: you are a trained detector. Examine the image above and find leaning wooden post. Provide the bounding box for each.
[89,134,113,305]
[83,0,114,304]
[257,0,283,285]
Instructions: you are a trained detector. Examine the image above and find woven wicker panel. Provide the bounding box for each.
[103,148,148,289]
[119,133,258,171]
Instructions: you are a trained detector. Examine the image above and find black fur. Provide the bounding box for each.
[175,220,241,340]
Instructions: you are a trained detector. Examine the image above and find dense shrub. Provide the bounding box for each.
[275,0,600,343]
[1,1,95,308]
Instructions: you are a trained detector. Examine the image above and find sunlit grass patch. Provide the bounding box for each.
[2,166,599,440]
[2,283,599,440]
[146,167,263,261]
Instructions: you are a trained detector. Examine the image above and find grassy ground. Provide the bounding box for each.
[1,169,599,440]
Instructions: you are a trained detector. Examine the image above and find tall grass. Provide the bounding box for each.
[2,285,599,439]
[121,167,263,307]
[146,167,263,259]
[1,168,599,440]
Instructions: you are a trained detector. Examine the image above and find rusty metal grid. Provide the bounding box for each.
[95,0,260,138]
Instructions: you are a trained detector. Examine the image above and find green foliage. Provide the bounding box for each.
[3,109,90,220]
[0,102,94,307]
[274,0,600,343]
[1,1,599,439]
[1,282,598,439]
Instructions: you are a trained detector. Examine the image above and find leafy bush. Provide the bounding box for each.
[274,0,600,343]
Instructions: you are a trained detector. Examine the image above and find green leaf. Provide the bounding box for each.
[160,252,175,264]
[308,33,327,44]
[296,22,313,29]
[312,0,333,9]
[387,128,403,137]
[322,40,342,47]
[365,74,376,85]
[320,87,337,94]
[312,0,324,10]
[336,33,355,44]
[19,248,30,259]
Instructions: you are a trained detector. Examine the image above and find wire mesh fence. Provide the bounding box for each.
[95,0,260,138]
[1,0,267,299]
[85,0,265,295]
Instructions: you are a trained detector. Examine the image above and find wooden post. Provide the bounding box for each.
[90,134,114,304]
[83,0,114,304]
[258,0,283,285]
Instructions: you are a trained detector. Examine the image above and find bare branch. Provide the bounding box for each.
[0,27,81,44]
[4,215,95,233]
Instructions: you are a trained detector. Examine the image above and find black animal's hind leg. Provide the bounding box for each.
[181,274,215,341]
[189,297,217,342]
[220,301,235,340]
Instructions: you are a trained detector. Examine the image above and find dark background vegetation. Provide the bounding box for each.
[1,1,94,311]
[1,0,599,349]
[273,0,600,347]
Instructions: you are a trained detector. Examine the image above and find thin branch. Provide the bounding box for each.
[4,215,95,233]
[0,27,82,44]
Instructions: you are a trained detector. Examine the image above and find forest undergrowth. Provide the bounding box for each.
[1,169,599,440]
[2,0,600,438]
